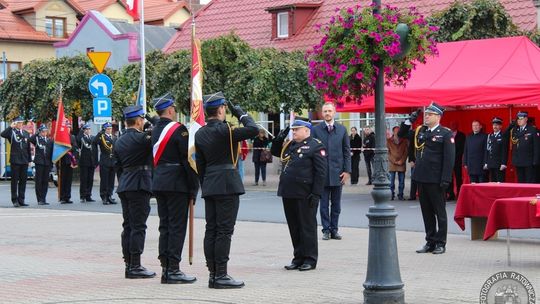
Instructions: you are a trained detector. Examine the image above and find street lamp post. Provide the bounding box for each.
[362,0,405,303]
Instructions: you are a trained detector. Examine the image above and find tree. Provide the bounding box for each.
[428,0,520,42]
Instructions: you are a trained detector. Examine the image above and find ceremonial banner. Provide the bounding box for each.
[52,98,71,163]
[188,27,205,172]
[125,0,139,19]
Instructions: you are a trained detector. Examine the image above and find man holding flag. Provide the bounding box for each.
[151,93,199,284]
[58,122,78,204]
[51,98,75,205]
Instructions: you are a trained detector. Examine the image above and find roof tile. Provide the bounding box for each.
[0,8,62,42]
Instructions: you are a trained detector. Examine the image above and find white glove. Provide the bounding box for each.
[500,165,507,171]
[483,164,488,170]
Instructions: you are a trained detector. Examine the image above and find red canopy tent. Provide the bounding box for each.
[335,36,540,183]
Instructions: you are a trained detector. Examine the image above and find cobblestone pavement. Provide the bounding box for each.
[0,208,538,304]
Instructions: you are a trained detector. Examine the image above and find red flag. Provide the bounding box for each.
[52,98,72,163]
[125,0,139,20]
[188,28,205,172]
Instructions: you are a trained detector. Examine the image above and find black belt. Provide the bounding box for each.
[123,165,152,172]
[206,164,235,173]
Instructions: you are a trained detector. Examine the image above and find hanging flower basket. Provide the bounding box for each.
[307,4,439,102]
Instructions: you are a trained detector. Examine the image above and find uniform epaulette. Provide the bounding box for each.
[442,127,451,131]
[314,138,322,144]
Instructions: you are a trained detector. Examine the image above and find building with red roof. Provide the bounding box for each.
[164,0,539,53]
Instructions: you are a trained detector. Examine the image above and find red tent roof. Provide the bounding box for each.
[164,0,537,53]
[336,36,540,113]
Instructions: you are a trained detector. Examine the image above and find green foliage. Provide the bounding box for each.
[428,0,519,42]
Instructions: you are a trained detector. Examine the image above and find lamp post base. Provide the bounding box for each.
[364,289,405,304]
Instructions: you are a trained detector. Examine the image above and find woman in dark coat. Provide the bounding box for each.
[252,129,270,186]
[349,127,362,184]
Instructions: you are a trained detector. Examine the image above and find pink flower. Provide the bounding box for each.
[355,72,364,80]
[339,64,348,72]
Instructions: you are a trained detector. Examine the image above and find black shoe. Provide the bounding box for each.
[80,198,86,203]
[298,264,316,271]
[86,197,96,202]
[331,232,342,240]
[214,274,245,289]
[432,245,446,254]
[126,265,156,279]
[19,202,29,207]
[408,197,417,201]
[161,269,197,284]
[284,263,301,270]
[102,198,110,205]
[416,243,435,253]
[38,201,49,205]
[365,181,372,185]
[108,197,117,204]
[397,195,404,200]
[391,194,395,201]
[322,231,330,240]
[67,200,73,204]
[13,202,20,207]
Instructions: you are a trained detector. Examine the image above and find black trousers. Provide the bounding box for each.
[447,163,463,198]
[351,154,360,184]
[468,174,486,183]
[10,164,28,204]
[99,165,115,199]
[119,191,151,262]
[282,197,318,266]
[79,166,95,199]
[204,195,240,267]
[516,166,535,183]
[155,191,190,268]
[59,163,73,201]
[364,154,374,183]
[409,168,417,199]
[488,168,505,182]
[417,183,447,246]
[34,164,50,203]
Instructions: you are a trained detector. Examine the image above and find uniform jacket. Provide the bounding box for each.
[311,122,351,187]
[350,134,362,158]
[1,127,31,165]
[387,137,408,172]
[195,116,259,198]
[114,128,152,193]
[398,123,455,184]
[453,130,466,167]
[151,118,199,195]
[463,132,488,175]
[271,136,327,199]
[363,132,375,158]
[252,136,270,163]
[483,131,508,169]
[29,134,53,166]
[93,132,116,168]
[59,134,79,167]
[504,124,540,167]
[77,132,97,167]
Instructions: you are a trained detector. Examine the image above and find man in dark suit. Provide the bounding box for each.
[483,117,508,182]
[29,124,53,205]
[1,116,31,207]
[504,111,539,183]
[58,123,78,204]
[94,122,117,204]
[311,102,351,241]
[447,122,465,200]
[151,93,199,284]
[195,92,258,289]
[407,133,417,200]
[398,103,455,255]
[77,124,97,202]
[113,105,156,279]
[463,120,488,183]
[271,118,327,271]
[363,126,375,185]
[349,127,362,185]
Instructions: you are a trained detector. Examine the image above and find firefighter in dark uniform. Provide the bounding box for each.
[29,124,53,205]
[58,123,78,204]
[94,122,117,204]
[271,118,327,271]
[1,116,31,207]
[77,124,97,202]
[151,93,199,284]
[504,111,539,183]
[483,117,508,182]
[195,92,258,289]
[113,105,156,279]
[398,102,455,255]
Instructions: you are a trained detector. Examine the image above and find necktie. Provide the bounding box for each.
[328,125,333,133]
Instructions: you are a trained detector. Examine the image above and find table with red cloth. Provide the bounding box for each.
[454,183,540,239]
[483,197,540,240]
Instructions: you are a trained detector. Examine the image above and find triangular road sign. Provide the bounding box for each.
[87,52,111,74]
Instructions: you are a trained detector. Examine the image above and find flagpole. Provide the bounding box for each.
[188,0,195,266]
[139,0,147,113]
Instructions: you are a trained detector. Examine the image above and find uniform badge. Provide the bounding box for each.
[432,137,436,141]
[181,132,188,136]
[450,137,455,144]
[297,148,301,153]
[320,149,326,156]
[299,154,303,158]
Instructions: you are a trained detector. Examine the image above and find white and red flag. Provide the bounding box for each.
[188,25,205,172]
[125,0,139,20]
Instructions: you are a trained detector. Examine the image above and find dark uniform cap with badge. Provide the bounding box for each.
[203,91,227,109]
[102,122,112,129]
[82,123,91,130]
[492,117,503,125]
[153,92,175,111]
[424,102,444,115]
[517,111,528,119]
[123,105,145,119]
[13,116,24,123]
[38,124,48,132]
[290,117,312,130]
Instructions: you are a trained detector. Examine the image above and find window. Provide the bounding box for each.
[0,61,21,82]
[277,12,289,38]
[45,17,66,38]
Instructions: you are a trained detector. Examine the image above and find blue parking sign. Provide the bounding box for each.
[93,97,112,123]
